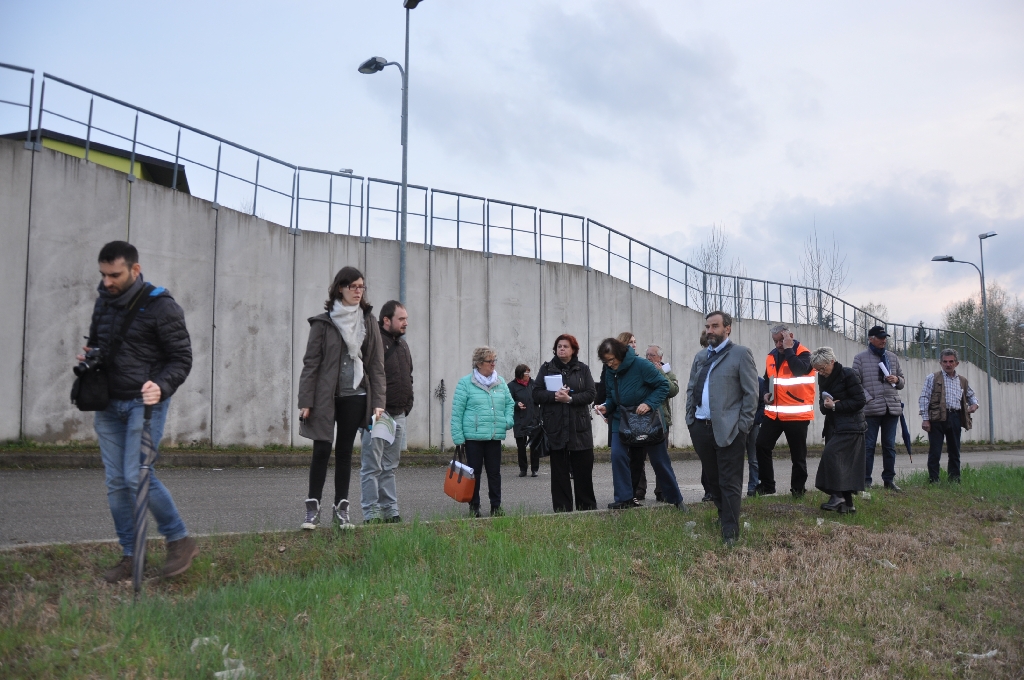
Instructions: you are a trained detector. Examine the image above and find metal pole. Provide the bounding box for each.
[251,157,260,215]
[399,7,411,305]
[295,171,301,231]
[34,79,45,150]
[25,75,34,144]
[171,128,181,192]
[327,174,333,233]
[84,98,93,162]
[212,144,222,206]
[128,112,138,182]
[979,237,995,443]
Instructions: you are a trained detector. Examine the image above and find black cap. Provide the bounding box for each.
[868,325,889,339]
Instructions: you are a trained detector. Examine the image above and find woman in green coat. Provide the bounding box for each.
[450,346,515,517]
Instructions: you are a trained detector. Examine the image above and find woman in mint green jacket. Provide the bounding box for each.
[451,346,515,517]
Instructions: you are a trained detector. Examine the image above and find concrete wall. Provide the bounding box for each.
[0,140,32,440]
[3,137,1024,448]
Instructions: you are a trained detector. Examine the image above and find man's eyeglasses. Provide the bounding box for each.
[347,284,367,292]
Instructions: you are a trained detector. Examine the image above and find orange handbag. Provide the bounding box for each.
[444,445,476,503]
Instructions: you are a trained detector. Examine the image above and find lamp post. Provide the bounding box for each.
[358,0,423,305]
[931,228,998,443]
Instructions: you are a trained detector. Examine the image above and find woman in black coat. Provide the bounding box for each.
[533,334,598,512]
[507,364,541,477]
[810,347,867,513]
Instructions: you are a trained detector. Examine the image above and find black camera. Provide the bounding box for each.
[74,347,104,376]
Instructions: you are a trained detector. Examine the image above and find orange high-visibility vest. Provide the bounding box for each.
[764,350,816,421]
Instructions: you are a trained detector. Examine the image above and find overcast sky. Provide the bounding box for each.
[3,0,1022,327]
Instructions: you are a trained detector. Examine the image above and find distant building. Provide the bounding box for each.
[1,128,190,193]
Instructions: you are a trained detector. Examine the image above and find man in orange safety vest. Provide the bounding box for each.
[754,324,816,497]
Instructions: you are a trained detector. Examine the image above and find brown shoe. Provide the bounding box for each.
[161,536,199,578]
[102,555,134,583]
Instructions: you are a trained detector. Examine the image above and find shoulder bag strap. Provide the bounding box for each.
[106,283,155,365]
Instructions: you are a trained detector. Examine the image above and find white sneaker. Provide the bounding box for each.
[301,498,320,530]
[334,499,355,530]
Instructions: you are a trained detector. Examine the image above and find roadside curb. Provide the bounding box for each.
[2,445,1019,470]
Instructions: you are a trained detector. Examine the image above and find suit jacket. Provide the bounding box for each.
[684,341,759,447]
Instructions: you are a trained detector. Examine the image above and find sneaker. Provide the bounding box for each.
[531,471,538,477]
[519,470,527,477]
[753,484,776,496]
[162,536,199,578]
[383,515,402,524]
[364,517,385,525]
[102,555,135,583]
[301,499,320,530]
[334,499,355,530]
[607,499,642,510]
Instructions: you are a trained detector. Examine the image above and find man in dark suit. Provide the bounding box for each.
[685,310,759,545]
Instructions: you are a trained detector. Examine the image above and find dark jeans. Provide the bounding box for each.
[690,419,746,540]
[308,395,366,505]
[550,448,597,512]
[927,410,963,482]
[629,446,666,500]
[745,422,760,493]
[516,435,540,474]
[755,418,809,493]
[865,414,899,486]
[610,433,682,505]
[466,439,503,510]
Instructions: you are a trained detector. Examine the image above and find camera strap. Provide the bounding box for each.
[105,283,155,366]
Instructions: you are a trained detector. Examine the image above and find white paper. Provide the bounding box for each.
[878,362,891,378]
[450,460,475,478]
[661,362,672,373]
[370,412,396,445]
[544,375,564,391]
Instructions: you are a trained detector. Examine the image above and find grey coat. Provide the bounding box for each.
[852,348,905,417]
[684,342,760,447]
[297,309,386,441]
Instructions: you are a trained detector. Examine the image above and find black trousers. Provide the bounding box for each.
[755,418,809,493]
[308,395,366,505]
[550,448,597,512]
[516,435,540,474]
[690,420,746,540]
[927,410,963,481]
[465,439,503,510]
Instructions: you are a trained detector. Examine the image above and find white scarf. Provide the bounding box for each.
[330,300,365,390]
[473,368,500,388]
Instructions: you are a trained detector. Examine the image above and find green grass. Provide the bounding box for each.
[2,464,1023,678]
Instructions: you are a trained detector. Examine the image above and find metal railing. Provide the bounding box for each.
[4,65,1021,383]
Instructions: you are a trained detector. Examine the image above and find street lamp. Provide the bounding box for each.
[931,229,998,443]
[358,0,424,305]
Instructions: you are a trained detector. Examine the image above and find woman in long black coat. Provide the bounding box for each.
[507,364,541,477]
[533,334,597,512]
[810,346,867,513]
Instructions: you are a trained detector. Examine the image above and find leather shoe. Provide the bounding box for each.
[607,499,641,510]
[884,481,904,493]
[820,494,844,512]
[753,484,775,496]
[701,493,714,503]
[519,470,527,477]
[791,488,806,499]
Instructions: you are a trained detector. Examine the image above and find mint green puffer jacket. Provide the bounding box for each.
[451,373,515,444]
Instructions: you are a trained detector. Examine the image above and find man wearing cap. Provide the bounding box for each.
[852,326,907,491]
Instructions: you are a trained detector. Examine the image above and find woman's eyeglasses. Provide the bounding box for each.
[346,284,367,292]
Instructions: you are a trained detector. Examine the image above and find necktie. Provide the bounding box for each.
[694,348,715,407]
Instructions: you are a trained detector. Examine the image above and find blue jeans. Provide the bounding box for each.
[610,431,682,505]
[94,398,188,555]
[864,414,899,486]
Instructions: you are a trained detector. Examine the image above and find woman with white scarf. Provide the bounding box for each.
[297,267,386,529]
[450,346,516,517]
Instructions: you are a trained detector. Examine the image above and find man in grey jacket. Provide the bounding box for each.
[851,326,906,492]
[685,311,759,546]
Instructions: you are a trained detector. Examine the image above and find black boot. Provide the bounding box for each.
[840,491,855,514]
[820,494,844,512]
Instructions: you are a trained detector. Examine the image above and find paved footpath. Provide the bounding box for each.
[2,450,1021,549]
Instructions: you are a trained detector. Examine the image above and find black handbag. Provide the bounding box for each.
[614,373,667,446]
[70,284,154,412]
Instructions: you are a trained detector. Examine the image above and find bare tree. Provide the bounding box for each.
[943,282,1024,357]
[692,225,749,317]
[854,301,890,339]
[799,227,848,297]
[238,198,266,220]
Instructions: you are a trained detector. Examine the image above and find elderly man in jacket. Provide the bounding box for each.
[77,241,198,583]
[639,344,678,502]
[359,300,413,523]
[852,326,906,492]
[685,311,759,546]
[920,348,979,484]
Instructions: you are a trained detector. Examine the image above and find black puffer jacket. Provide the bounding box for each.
[533,356,597,451]
[87,275,192,401]
[817,362,867,440]
[507,378,540,438]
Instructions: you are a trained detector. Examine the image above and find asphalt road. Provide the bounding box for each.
[2,450,1022,548]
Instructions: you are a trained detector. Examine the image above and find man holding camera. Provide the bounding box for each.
[77,241,197,583]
